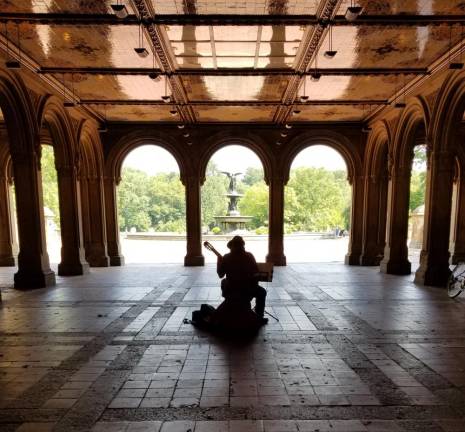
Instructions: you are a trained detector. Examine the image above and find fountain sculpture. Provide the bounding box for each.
[214,171,252,233]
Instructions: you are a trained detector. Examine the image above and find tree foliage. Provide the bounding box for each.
[41,145,60,224]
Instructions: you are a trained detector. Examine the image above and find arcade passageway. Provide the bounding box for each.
[1,263,465,431]
[3,0,465,430]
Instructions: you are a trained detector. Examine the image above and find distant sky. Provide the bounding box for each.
[122,144,347,175]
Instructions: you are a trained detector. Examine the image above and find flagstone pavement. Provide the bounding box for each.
[1,262,465,431]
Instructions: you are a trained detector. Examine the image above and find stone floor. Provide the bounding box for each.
[1,262,465,431]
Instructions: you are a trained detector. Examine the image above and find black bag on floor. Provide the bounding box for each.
[191,303,216,328]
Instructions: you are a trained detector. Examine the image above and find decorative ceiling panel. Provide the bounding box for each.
[164,24,306,69]
[294,105,367,122]
[337,0,465,15]
[0,0,136,14]
[194,105,276,122]
[89,104,177,122]
[150,0,321,15]
[314,24,459,69]
[1,23,156,68]
[298,75,417,101]
[182,75,289,101]
[54,74,167,101]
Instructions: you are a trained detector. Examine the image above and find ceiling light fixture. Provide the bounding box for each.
[187,141,193,146]
[177,124,185,129]
[449,24,464,70]
[183,132,190,138]
[148,51,160,80]
[134,24,149,58]
[300,75,309,101]
[5,23,21,69]
[161,76,171,103]
[292,109,301,116]
[110,1,128,19]
[276,141,283,146]
[280,132,288,138]
[345,0,363,21]
[310,52,321,82]
[285,124,293,129]
[170,107,178,116]
[324,25,337,59]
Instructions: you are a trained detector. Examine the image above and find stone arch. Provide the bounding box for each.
[37,94,77,169]
[430,71,465,154]
[364,121,390,177]
[105,130,188,184]
[392,96,430,171]
[0,69,38,157]
[282,130,361,184]
[198,132,272,185]
[77,120,104,178]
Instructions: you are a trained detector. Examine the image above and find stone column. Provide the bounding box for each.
[451,172,465,264]
[0,174,15,266]
[266,176,286,266]
[184,175,204,266]
[80,176,92,264]
[360,176,381,265]
[360,174,389,265]
[82,176,109,267]
[12,152,55,288]
[414,150,454,286]
[345,175,364,265]
[104,176,124,266]
[380,167,412,275]
[56,165,89,275]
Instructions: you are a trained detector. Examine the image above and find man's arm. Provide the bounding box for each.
[217,255,226,278]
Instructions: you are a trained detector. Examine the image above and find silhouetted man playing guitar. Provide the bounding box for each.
[205,236,268,325]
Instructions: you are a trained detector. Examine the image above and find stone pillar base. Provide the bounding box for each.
[110,255,125,266]
[14,269,56,289]
[184,254,205,266]
[87,255,110,267]
[359,254,382,266]
[379,258,411,275]
[345,253,361,266]
[58,261,90,276]
[266,253,286,266]
[0,256,16,267]
[414,263,450,287]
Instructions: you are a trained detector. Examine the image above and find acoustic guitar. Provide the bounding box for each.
[203,241,273,282]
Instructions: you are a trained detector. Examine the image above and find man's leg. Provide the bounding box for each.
[253,285,267,317]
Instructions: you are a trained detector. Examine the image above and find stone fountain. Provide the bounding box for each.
[214,171,253,233]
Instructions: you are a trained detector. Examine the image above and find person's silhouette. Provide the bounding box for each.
[217,235,268,325]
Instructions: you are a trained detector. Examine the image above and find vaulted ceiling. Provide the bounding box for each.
[1,0,465,124]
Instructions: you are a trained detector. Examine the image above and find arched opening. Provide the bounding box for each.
[284,145,351,262]
[39,142,61,265]
[201,144,268,262]
[0,109,18,267]
[117,145,186,263]
[408,141,427,266]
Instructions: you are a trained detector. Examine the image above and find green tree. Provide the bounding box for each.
[41,145,60,225]
[149,172,186,232]
[285,167,350,232]
[117,167,152,231]
[242,167,263,186]
[409,145,427,212]
[201,161,229,229]
[239,181,269,228]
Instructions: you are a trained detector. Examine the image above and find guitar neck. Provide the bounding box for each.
[204,242,222,258]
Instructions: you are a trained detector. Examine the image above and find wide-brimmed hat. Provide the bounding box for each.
[227,235,245,249]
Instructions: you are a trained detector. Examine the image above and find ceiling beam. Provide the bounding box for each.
[274,0,342,124]
[39,67,429,77]
[131,0,197,123]
[2,13,465,26]
[81,99,389,106]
